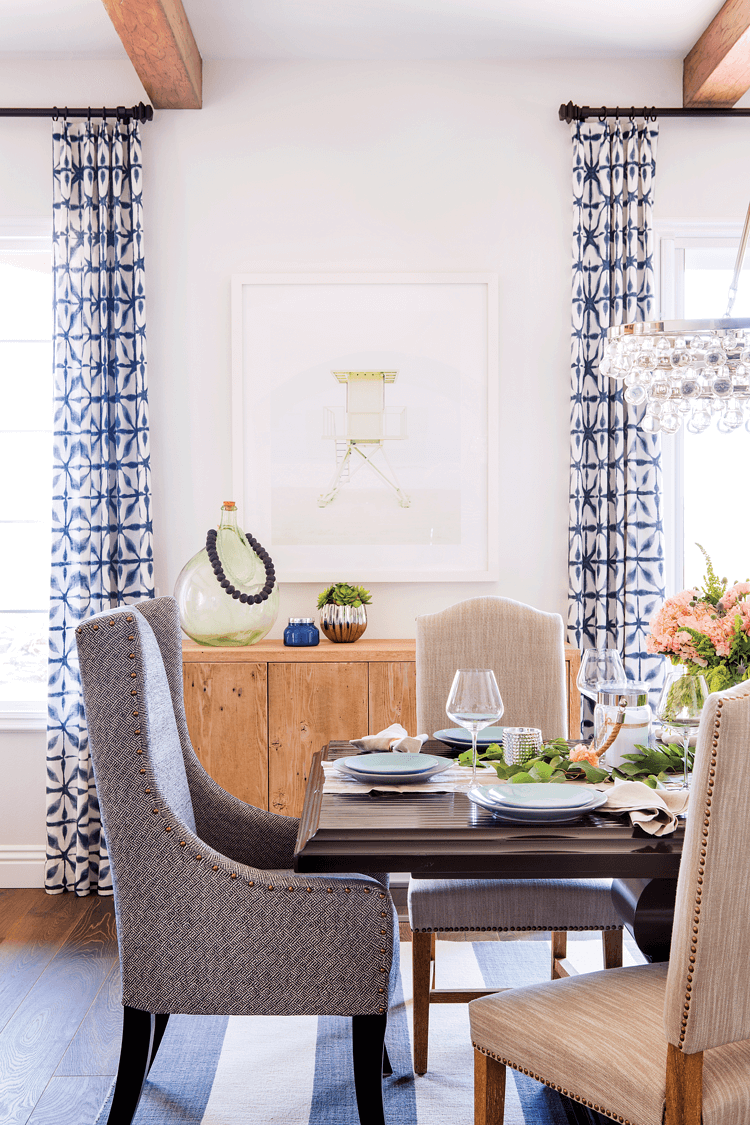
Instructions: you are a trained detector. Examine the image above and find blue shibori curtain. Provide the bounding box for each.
[45,118,154,895]
[568,119,666,733]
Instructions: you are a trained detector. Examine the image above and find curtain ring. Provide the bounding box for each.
[63,107,68,120]
[629,106,636,122]
[615,106,620,119]
[102,106,107,123]
[87,106,92,122]
[598,106,607,123]
[52,106,59,121]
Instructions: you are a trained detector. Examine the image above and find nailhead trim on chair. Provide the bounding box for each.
[472,1043,631,1124]
[677,686,750,1050]
[677,699,718,1049]
[412,924,623,933]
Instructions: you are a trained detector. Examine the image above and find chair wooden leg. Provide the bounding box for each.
[147,1013,170,1074]
[602,928,623,970]
[550,931,567,979]
[352,1012,387,1125]
[474,1048,506,1125]
[412,930,433,1075]
[106,1006,155,1125]
[665,1043,703,1125]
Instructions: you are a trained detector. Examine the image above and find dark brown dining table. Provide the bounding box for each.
[293,740,685,961]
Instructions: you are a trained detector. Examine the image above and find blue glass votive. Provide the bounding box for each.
[283,617,320,646]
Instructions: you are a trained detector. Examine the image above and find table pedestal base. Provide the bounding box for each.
[611,878,678,962]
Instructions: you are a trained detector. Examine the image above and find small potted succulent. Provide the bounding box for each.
[317,583,371,643]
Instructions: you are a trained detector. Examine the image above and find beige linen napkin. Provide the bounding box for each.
[349,723,429,754]
[322,759,497,794]
[603,780,688,836]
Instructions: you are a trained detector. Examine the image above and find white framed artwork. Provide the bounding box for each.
[231,273,498,582]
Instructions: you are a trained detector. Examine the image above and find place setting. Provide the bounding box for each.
[322,750,498,794]
[322,716,499,794]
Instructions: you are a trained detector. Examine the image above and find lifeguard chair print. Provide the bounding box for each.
[317,370,411,508]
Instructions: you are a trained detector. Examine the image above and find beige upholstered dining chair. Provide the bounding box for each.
[408,596,623,1074]
[470,680,750,1125]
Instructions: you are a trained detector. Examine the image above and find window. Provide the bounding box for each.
[0,227,52,727]
[659,226,750,596]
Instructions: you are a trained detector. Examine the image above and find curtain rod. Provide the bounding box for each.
[0,102,153,123]
[559,100,750,123]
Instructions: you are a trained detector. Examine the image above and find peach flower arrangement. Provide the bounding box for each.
[646,546,750,693]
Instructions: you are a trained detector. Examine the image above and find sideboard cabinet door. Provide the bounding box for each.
[182,662,268,809]
[268,662,369,817]
[369,661,416,735]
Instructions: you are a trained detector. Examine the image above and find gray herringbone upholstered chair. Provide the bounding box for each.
[408,597,622,1074]
[75,596,398,1125]
[470,680,750,1125]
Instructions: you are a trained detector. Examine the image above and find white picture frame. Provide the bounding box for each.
[231,273,498,582]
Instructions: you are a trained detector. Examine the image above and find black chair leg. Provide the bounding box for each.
[106,1006,155,1125]
[382,1044,393,1077]
[147,1013,170,1074]
[352,1012,387,1125]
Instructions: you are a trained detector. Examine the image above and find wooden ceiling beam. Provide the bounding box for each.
[100,0,202,109]
[684,0,750,107]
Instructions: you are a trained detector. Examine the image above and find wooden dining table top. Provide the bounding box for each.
[292,741,686,881]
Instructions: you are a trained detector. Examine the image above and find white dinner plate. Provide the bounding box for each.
[342,752,441,776]
[482,783,596,810]
[338,754,452,785]
[433,727,506,749]
[467,785,607,823]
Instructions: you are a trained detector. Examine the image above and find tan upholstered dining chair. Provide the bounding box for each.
[470,679,750,1125]
[408,596,623,1074]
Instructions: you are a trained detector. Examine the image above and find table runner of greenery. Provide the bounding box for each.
[457,738,692,788]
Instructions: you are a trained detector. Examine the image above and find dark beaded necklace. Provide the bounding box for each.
[205,528,276,604]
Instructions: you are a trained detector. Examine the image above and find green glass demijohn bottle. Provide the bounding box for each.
[174,502,279,646]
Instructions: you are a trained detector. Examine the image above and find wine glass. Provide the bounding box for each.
[577,647,627,701]
[446,669,504,786]
[656,666,709,790]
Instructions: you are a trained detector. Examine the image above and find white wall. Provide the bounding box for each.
[0,730,47,886]
[143,56,684,637]
[3,53,750,881]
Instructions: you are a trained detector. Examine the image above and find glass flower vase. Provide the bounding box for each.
[174,502,279,646]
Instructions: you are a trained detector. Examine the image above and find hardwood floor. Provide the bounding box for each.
[0,889,119,1125]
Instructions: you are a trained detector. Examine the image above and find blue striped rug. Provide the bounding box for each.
[96,938,609,1124]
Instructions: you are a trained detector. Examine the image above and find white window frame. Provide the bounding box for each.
[656,219,745,598]
[0,220,52,731]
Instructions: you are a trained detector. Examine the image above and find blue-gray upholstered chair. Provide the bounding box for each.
[75,596,398,1125]
[470,682,750,1125]
[409,597,623,1074]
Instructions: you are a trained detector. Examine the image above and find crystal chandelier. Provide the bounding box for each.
[601,204,750,435]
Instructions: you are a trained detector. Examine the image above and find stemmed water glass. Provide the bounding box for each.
[576,647,627,701]
[656,666,709,790]
[445,669,504,786]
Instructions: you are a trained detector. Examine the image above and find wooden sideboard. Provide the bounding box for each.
[182,639,582,818]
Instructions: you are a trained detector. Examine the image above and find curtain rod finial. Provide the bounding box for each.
[559,101,581,124]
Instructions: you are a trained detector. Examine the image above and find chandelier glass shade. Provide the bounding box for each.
[602,201,750,435]
[601,320,750,434]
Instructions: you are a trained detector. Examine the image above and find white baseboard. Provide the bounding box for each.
[0,845,46,888]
